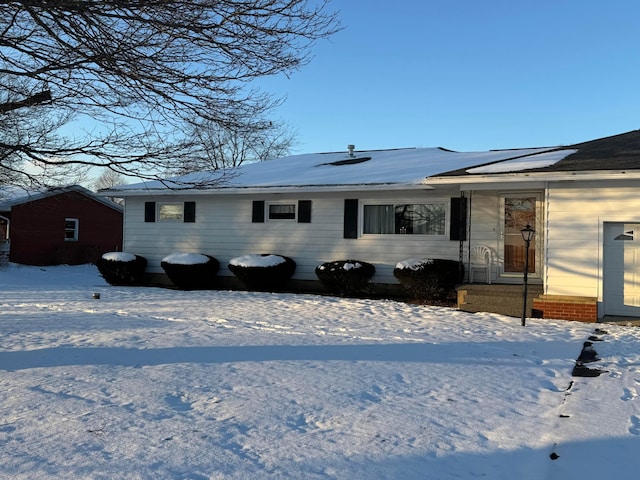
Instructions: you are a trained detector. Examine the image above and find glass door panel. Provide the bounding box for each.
[503,196,537,274]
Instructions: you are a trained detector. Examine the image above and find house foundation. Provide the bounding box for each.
[531,295,598,323]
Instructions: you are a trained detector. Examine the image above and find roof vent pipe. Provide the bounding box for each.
[347,144,355,158]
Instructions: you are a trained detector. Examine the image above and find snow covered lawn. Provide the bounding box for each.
[1,264,640,479]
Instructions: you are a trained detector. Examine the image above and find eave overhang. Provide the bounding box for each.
[100,182,435,197]
[424,169,640,187]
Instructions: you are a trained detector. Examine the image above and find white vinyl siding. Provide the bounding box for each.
[545,181,640,301]
[465,190,544,284]
[122,189,461,284]
[466,190,500,264]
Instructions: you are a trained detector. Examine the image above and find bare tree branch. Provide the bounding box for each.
[0,0,340,188]
[167,117,297,176]
[0,89,51,113]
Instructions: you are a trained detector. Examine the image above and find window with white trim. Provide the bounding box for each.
[363,203,446,235]
[64,218,79,241]
[158,202,184,221]
[145,201,196,223]
[268,202,296,221]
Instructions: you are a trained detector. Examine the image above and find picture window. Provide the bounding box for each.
[363,203,446,235]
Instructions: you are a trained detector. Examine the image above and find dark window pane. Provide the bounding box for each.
[269,204,296,220]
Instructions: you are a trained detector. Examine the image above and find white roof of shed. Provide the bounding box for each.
[0,185,123,212]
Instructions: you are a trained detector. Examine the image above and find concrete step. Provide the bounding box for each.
[459,298,533,318]
[459,284,542,296]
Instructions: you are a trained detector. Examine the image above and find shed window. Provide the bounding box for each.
[64,218,79,241]
[363,203,446,235]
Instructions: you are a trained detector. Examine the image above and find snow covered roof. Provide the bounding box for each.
[104,130,640,196]
[108,146,570,195]
[441,129,640,177]
[0,185,123,212]
[0,186,40,210]
[465,149,577,174]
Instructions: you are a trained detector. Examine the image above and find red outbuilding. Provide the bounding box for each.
[0,185,123,265]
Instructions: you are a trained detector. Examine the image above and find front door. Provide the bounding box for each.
[499,193,541,279]
[603,222,640,317]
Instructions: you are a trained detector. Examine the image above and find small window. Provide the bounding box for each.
[363,203,446,235]
[146,201,195,222]
[64,218,79,241]
[268,203,296,220]
[158,203,184,221]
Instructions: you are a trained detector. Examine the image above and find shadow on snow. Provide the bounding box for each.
[0,341,572,371]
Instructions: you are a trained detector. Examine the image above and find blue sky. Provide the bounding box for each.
[257,0,640,154]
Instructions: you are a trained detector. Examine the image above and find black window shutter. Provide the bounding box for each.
[184,201,196,223]
[144,202,156,222]
[343,199,358,239]
[450,197,467,241]
[252,200,265,223]
[298,200,312,223]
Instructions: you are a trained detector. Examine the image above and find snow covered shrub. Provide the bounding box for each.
[95,252,147,286]
[228,254,296,291]
[315,259,376,297]
[160,253,220,290]
[393,258,463,303]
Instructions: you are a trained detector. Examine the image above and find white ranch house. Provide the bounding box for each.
[105,130,640,323]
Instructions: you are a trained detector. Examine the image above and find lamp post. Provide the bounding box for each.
[521,224,535,326]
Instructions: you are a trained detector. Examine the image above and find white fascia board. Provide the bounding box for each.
[99,183,435,197]
[425,170,640,188]
[457,181,548,191]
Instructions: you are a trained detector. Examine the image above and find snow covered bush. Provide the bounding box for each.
[95,252,147,286]
[228,254,296,291]
[315,259,375,297]
[393,258,462,303]
[160,253,220,290]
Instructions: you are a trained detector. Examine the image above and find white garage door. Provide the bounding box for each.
[604,222,640,316]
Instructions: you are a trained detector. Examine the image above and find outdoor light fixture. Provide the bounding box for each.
[521,224,535,244]
[521,224,535,326]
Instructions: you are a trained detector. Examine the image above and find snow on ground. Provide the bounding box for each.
[1,264,639,479]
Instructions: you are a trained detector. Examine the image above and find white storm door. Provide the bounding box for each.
[603,222,640,316]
